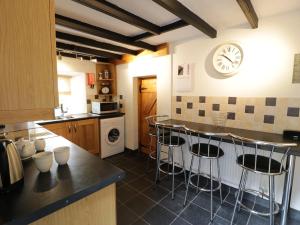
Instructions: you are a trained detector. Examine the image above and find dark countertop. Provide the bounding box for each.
[0,136,125,225]
[163,119,300,156]
[36,112,125,125]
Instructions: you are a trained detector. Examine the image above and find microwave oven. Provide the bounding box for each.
[92,101,119,114]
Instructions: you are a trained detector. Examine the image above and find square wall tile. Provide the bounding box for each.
[199,96,206,103]
[212,104,220,111]
[227,112,235,120]
[228,97,237,105]
[176,96,182,102]
[187,102,193,109]
[245,105,255,114]
[287,107,299,117]
[176,108,181,114]
[265,97,277,106]
[264,115,275,124]
[199,110,205,117]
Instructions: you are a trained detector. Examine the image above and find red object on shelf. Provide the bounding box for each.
[87,73,95,88]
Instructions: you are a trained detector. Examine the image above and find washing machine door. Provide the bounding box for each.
[105,127,121,145]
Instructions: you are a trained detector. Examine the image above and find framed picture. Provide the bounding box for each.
[175,63,193,92]
[177,63,191,79]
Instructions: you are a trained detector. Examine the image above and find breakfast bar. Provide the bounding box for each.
[160,119,299,225]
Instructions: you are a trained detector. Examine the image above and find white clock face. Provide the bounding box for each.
[102,87,110,94]
[213,43,243,75]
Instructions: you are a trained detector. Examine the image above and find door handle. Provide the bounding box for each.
[74,124,77,133]
[68,125,72,133]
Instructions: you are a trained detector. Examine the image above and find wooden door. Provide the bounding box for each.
[138,77,157,154]
[73,119,100,155]
[42,122,73,141]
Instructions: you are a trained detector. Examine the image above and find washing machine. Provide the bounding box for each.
[100,116,124,158]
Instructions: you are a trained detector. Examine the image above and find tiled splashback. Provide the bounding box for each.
[172,96,300,134]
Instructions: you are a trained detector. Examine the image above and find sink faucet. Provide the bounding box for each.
[60,104,68,117]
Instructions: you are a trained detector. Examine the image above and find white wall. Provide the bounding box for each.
[172,10,300,97]
[117,55,172,150]
[170,10,300,210]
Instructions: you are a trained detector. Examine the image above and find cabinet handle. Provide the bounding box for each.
[68,125,72,133]
[74,124,77,133]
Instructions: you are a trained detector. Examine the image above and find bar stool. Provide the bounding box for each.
[230,134,296,225]
[144,115,169,172]
[155,122,187,199]
[184,129,227,221]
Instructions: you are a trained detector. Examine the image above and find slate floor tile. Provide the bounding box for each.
[143,205,176,225]
[192,191,221,213]
[117,184,138,203]
[128,177,153,192]
[131,219,149,225]
[160,193,186,214]
[180,203,211,225]
[125,194,156,216]
[142,185,170,202]
[117,204,139,225]
[171,217,192,225]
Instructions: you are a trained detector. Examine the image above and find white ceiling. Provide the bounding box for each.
[55,0,300,52]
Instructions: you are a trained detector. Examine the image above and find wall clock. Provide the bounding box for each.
[101,86,110,94]
[212,43,243,76]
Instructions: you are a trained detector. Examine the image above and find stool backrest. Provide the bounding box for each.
[185,128,228,158]
[145,115,168,136]
[230,134,297,174]
[155,122,187,147]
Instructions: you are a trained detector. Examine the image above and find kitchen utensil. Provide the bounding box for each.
[53,146,70,165]
[34,139,46,152]
[32,152,53,173]
[0,136,24,193]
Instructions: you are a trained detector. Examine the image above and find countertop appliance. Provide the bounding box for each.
[92,101,119,114]
[100,116,124,158]
[0,136,24,193]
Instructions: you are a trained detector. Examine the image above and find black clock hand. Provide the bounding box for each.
[221,54,233,63]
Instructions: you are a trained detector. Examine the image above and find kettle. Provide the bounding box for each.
[0,135,24,193]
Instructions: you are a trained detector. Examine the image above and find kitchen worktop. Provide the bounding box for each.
[0,135,125,225]
[162,119,300,155]
[36,112,125,125]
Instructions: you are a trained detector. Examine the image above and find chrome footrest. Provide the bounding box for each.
[189,173,222,192]
[159,162,185,176]
[236,188,280,216]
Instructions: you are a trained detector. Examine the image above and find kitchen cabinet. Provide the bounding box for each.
[43,119,100,155]
[0,0,58,123]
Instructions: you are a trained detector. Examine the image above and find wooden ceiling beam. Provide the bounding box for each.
[55,14,157,51]
[152,0,217,38]
[56,42,122,60]
[56,31,138,55]
[72,0,161,34]
[236,0,258,28]
[131,20,188,41]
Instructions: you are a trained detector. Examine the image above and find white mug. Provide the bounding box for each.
[34,139,46,152]
[20,142,36,159]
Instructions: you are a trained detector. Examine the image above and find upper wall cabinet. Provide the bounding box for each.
[0,0,58,123]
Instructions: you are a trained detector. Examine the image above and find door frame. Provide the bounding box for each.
[137,75,157,153]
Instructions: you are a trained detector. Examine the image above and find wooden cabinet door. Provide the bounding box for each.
[0,0,58,123]
[42,122,73,141]
[73,119,100,154]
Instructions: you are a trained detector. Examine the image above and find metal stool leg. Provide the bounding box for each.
[269,176,275,225]
[238,170,248,211]
[231,169,246,225]
[181,146,187,188]
[184,154,194,206]
[171,147,175,199]
[196,157,202,193]
[146,136,153,172]
[210,159,214,221]
[217,158,223,204]
[155,144,161,184]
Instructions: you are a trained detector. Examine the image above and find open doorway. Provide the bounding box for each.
[138,76,157,154]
